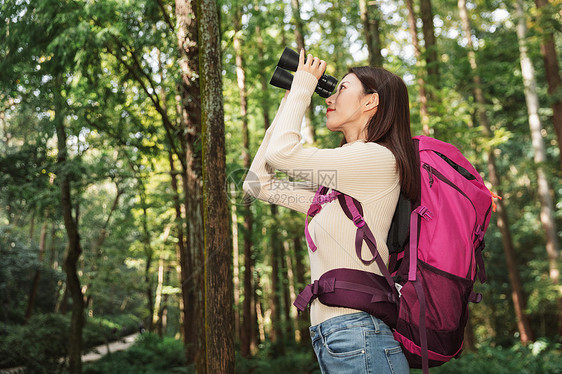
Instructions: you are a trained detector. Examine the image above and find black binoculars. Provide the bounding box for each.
[269,47,338,98]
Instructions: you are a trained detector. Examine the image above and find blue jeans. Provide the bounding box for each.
[310,312,410,374]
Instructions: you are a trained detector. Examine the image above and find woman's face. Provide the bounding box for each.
[325,73,375,140]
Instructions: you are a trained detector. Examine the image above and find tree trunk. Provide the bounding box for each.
[24,219,48,322]
[254,23,269,354]
[405,0,431,135]
[175,0,206,369]
[515,0,560,287]
[163,268,170,335]
[159,267,170,336]
[153,255,165,336]
[359,0,383,67]
[231,192,241,344]
[55,80,85,374]
[28,211,35,240]
[293,236,310,346]
[269,205,284,347]
[168,152,189,341]
[233,8,256,359]
[49,224,57,270]
[290,0,315,144]
[140,192,154,333]
[86,184,122,318]
[495,195,535,344]
[419,0,440,90]
[198,0,235,372]
[256,24,271,133]
[463,308,476,352]
[280,243,293,342]
[535,0,562,168]
[458,0,535,345]
[283,241,298,341]
[255,271,266,343]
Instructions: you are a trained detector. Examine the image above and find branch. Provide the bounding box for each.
[156,0,175,32]
[104,46,186,169]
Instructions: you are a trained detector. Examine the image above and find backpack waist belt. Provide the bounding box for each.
[294,268,399,328]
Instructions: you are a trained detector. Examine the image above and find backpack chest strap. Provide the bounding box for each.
[304,186,340,252]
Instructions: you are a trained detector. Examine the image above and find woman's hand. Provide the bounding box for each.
[297,48,327,81]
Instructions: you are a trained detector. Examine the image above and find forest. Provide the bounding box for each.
[0,0,561,373]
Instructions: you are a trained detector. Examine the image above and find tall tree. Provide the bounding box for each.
[457,0,535,344]
[54,78,86,373]
[198,0,234,372]
[175,0,206,368]
[290,0,315,144]
[515,0,560,289]
[269,206,284,345]
[139,183,155,332]
[254,20,270,353]
[293,235,310,346]
[232,4,255,358]
[534,0,562,168]
[359,0,383,67]
[24,217,48,322]
[419,0,440,90]
[405,0,431,135]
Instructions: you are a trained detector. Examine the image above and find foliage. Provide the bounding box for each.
[0,0,561,370]
[0,313,142,371]
[0,226,62,323]
[0,313,69,373]
[83,332,188,374]
[424,339,562,374]
[82,314,142,349]
[236,343,321,374]
[238,339,562,374]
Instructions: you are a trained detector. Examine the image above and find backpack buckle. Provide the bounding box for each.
[394,283,403,298]
[353,216,365,228]
[475,226,485,242]
[415,206,433,221]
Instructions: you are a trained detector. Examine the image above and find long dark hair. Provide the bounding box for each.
[344,66,420,201]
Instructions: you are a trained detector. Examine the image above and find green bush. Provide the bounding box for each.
[234,339,562,374]
[415,339,562,374]
[83,314,141,349]
[0,312,143,372]
[236,341,320,374]
[83,332,188,374]
[0,313,69,373]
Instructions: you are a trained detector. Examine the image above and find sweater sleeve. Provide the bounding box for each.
[243,95,317,214]
[265,71,399,203]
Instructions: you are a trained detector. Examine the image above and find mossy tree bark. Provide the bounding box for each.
[197,0,235,371]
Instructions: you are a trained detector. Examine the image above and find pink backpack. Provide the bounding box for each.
[294,136,494,373]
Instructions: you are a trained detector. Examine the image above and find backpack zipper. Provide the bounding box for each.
[423,163,477,215]
[427,167,434,187]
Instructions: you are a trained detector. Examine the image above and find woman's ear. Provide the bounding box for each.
[364,93,379,111]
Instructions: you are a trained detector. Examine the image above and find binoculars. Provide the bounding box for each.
[269,47,338,98]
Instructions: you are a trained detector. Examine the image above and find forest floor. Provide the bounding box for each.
[82,333,140,362]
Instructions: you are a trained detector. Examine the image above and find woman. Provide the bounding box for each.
[243,49,418,373]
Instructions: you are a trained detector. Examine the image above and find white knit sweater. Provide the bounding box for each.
[243,71,400,326]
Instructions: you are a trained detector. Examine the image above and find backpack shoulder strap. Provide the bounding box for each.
[337,194,397,295]
[387,193,411,254]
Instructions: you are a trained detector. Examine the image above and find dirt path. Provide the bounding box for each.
[82,333,140,363]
